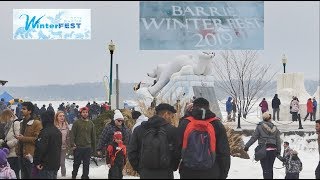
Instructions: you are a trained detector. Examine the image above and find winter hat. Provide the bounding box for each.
[79,107,89,113]
[262,112,271,121]
[113,131,123,140]
[113,109,124,121]
[0,148,9,167]
[291,150,298,155]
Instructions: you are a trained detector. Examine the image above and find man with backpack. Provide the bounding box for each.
[128,103,180,179]
[177,97,231,179]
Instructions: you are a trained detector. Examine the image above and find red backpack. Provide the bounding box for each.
[182,116,219,170]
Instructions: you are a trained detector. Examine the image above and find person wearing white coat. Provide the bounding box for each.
[0,109,21,179]
[131,111,148,133]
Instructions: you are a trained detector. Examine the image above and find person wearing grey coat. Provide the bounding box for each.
[244,112,281,179]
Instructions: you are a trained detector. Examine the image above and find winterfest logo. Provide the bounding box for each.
[140,2,264,50]
[13,9,91,40]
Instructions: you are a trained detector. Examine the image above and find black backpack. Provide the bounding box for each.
[140,126,171,169]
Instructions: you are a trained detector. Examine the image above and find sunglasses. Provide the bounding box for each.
[116,119,124,122]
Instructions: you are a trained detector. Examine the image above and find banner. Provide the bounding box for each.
[13,9,91,40]
[140,1,264,50]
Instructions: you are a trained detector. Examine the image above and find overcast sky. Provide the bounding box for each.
[0,1,319,87]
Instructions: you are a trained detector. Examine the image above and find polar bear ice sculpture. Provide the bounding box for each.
[147,52,215,96]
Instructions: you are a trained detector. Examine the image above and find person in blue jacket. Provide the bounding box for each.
[226,97,233,121]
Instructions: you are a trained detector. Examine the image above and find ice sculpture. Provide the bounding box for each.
[277,73,318,121]
[147,52,215,97]
[136,52,222,118]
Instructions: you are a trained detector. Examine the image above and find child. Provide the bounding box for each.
[0,148,16,179]
[106,131,127,179]
[279,150,303,179]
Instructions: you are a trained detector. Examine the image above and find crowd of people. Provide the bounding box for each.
[0,97,319,179]
[0,101,112,126]
[256,94,318,122]
[224,94,318,124]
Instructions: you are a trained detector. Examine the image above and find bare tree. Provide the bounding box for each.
[212,50,277,118]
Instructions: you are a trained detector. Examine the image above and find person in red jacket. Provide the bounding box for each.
[259,98,269,114]
[304,98,314,121]
[106,131,126,179]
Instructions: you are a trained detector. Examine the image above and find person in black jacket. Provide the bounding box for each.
[97,110,131,157]
[33,104,40,119]
[47,103,55,114]
[34,110,62,179]
[177,97,231,179]
[272,94,281,121]
[128,103,180,179]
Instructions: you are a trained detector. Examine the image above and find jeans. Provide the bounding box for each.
[19,157,32,179]
[232,111,236,121]
[227,111,232,121]
[60,149,67,176]
[260,150,276,179]
[8,157,20,179]
[304,112,313,121]
[285,172,299,179]
[313,108,317,121]
[292,112,298,121]
[72,147,91,179]
[273,108,280,121]
[37,170,57,179]
[108,165,124,179]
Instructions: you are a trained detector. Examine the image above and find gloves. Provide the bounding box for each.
[243,147,249,152]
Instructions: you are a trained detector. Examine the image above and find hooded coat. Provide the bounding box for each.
[226,97,233,113]
[33,117,62,171]
[307,99,314,113]
[244,121,281,154]
[128,115,180,179]
[177,108,231,179]
[272,95,281,109]
[259,100,269,113]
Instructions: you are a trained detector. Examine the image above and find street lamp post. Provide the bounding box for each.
[108,40,115,107]
[282,54,287,73]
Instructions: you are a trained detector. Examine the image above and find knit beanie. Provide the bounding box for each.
[0,148,9,167]
[113,131,123,140]
[79,107,89,113]
[113,109,124,121]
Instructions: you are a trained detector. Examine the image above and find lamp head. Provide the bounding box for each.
[282,54,287,64]
[108,40,115,52]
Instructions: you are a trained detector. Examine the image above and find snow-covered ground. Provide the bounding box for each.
[58,133,318,179]
[32,100,318,179]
